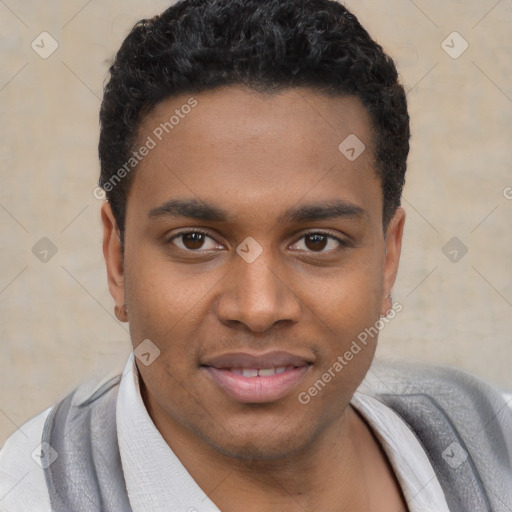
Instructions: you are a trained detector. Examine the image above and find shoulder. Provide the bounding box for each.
[361,358,512,456]
[0,407,52,512]
[363,358,511,410]
[360,359,512,507]
[0,370,123,512]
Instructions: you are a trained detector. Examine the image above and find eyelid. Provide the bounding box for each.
[168,227,214,238]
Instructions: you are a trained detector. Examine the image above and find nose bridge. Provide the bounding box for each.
[239,251,281,301]
[216,245,301,332]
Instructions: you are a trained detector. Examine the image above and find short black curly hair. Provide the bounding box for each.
[99,0,410,245]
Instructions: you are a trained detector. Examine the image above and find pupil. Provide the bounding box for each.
[183,233,205,249]
[305,234,327,251]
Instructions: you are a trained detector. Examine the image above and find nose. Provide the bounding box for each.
[216,251,302,334]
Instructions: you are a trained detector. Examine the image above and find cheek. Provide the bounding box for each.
[301,256,384,390]
[309,257,384,332]
[124,246,218,334]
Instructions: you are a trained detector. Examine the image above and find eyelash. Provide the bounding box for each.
[167,229,349,254]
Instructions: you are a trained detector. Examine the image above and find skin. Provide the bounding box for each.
[102,86,407,511]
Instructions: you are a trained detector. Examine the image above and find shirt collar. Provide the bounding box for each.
[351,391,450,512]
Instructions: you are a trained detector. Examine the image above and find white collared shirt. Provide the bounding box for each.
[0,353,452,511]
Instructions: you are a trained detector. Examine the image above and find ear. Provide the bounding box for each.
[380,207,405,316]
[101,202,127,322]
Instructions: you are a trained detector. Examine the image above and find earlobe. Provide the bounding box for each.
[101,202,128,322]
[380,207,406,316]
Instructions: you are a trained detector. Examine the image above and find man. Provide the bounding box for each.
[1,0,511,510]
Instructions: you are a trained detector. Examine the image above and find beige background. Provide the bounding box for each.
[1,0,511,446]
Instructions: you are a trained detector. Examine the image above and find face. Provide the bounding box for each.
[102,86,404,461]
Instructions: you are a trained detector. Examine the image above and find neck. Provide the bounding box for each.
[205,408,370,512]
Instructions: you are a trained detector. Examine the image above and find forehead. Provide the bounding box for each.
[129,86,381,223]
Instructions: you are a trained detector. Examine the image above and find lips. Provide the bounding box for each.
[201,351,312,403]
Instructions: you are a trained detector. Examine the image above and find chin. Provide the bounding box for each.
[197,417,320,462]
[209,436,305,462]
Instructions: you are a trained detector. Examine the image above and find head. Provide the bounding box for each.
[100,0,409,461]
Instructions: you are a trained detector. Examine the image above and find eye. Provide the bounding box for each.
[169,230,223,251]
[290,232,345,253]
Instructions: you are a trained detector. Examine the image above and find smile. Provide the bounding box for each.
[201,351,312,403]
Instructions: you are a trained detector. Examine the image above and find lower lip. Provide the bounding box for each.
[204,366,310,403]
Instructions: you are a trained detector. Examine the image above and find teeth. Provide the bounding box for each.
[230,367,290,377]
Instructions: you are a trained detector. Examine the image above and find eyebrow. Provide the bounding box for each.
[148,198,367,224]
[148,199,228,222]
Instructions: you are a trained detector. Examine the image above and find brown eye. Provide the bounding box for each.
[170,231,223,252]
[305,234,328,251]
[182,232,206,250]
[289,232,345,253]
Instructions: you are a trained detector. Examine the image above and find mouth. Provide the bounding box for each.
[201,351,313,403]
